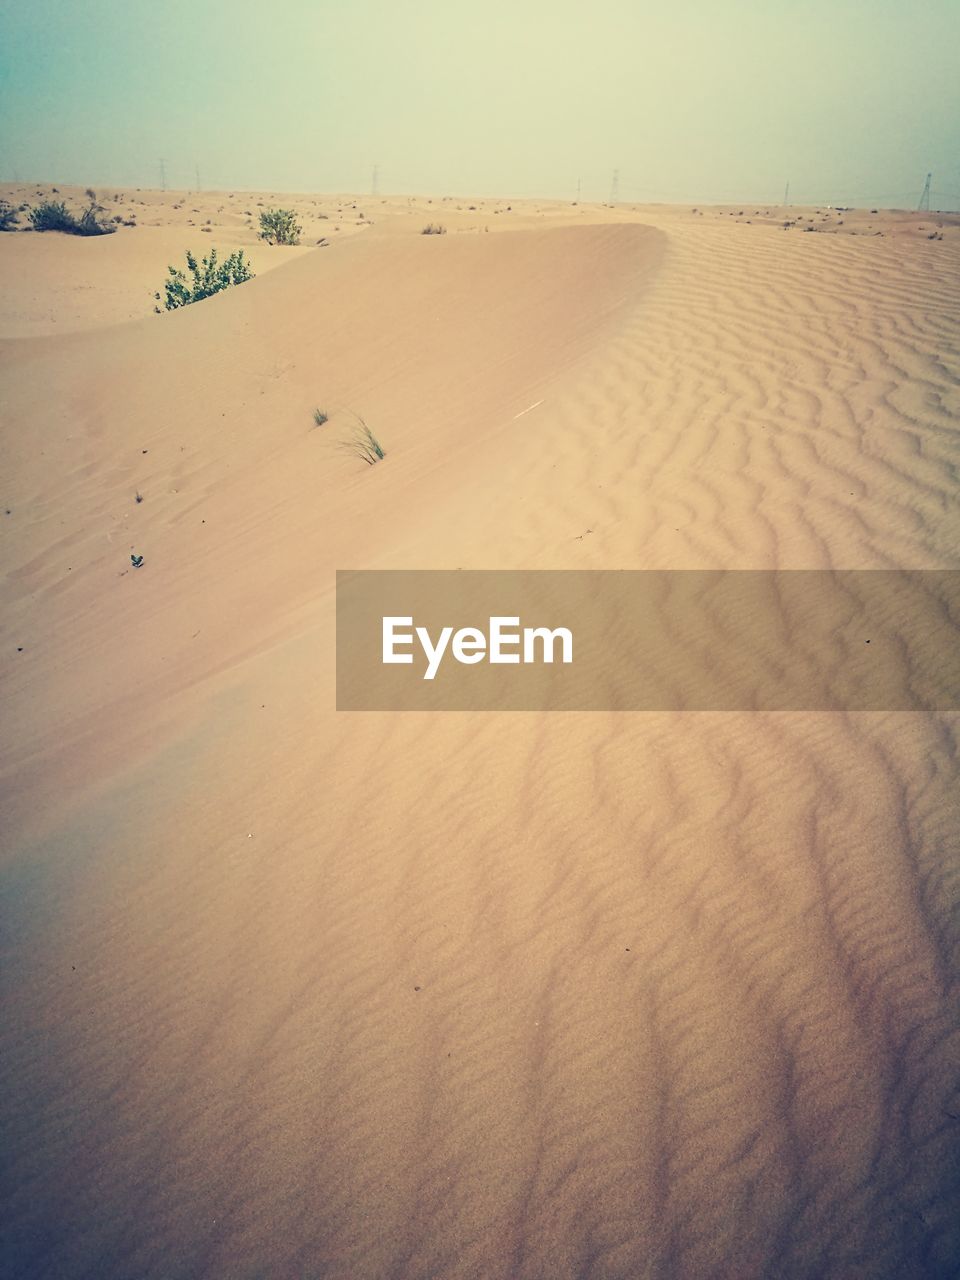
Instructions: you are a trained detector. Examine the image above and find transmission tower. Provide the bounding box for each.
[195,163,201,192]
[159,158,167,191]
[783,180,790,206]
[372,164,379,197]
[609,168,620,205]
[917,172,931,211]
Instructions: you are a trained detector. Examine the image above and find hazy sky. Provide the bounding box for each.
[1,0,958,206]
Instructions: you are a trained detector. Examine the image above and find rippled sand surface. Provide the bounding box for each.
[2,187,959,1278]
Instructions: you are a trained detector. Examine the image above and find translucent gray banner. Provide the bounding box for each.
[336,570,960,711]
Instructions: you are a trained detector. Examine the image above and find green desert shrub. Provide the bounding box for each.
[29,200,77,232]
[259,207,301,245]
[0,201,19,231]
[28,197,115,236]
[155,247,255,310]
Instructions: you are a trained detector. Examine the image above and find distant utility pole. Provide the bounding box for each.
[195,163,201,192]
[576,176,582,203]
[159,158,167,191]
[609,168,620,205]
[917,172,931,211]
[783,180,790,206]
[372,164,379,197]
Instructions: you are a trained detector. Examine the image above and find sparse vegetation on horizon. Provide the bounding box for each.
[28,197,115,236]
[155,248,254,311]
[259,208,302,245]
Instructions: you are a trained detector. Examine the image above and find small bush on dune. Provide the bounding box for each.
[259,208,301,245]
[155,247,254,310]
[341,416,386,465]
[0,201,19,231]
[421,223,446,235]
[29,200,77,232]
[75,201,115,236]
[309,407,384,462]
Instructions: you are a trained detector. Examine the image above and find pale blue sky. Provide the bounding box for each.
[1,0,957,206]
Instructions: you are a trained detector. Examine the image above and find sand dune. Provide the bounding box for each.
[1,189,959,1278]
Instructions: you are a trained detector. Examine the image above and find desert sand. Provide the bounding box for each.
[1,183,958,1278]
